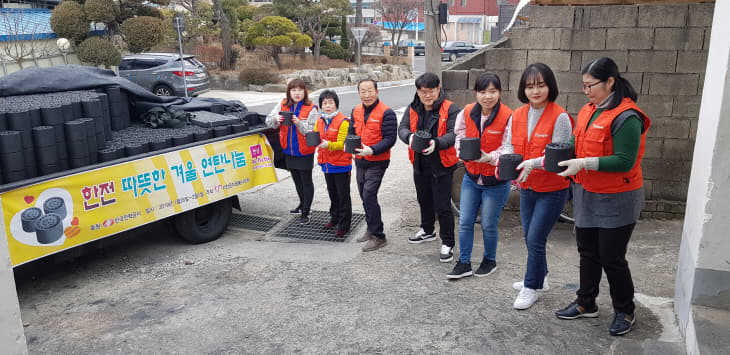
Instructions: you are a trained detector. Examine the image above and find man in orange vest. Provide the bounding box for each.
[350,79,397,252]
[397,72,460,262]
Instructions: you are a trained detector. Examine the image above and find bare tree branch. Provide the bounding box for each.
[375,0,420,62]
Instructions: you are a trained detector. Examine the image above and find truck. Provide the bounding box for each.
[441,41,479,62]
[0,65,279,267]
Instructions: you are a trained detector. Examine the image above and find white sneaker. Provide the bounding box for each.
[513,287,538,310]
[439,244,454,262]
[512,277,549,292]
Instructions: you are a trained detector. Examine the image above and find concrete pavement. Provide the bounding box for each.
[14,131,686,353]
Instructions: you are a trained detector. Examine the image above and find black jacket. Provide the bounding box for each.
[398,90,460,175]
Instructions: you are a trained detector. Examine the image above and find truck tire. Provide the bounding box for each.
[173,198,233,244]
[449,53,457,62]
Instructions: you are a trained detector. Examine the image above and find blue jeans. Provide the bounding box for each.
[458,175,510,264]
[520,187,569,290]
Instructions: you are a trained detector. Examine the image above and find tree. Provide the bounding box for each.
[0,10,55,69]
[77,36,121,67]
[212,0,234,70]
[339,16,349,51]
[290,0,352,65]
[376,0,420,62]
[121,16,164,53]
[243,16,312,70]
[50,1,90,43]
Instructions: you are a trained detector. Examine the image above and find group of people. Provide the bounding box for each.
[266,57,650,337]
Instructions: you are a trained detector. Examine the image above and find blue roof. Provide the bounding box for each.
[0,9,55,42]
[0,9,106,43]
[382,21,424,31]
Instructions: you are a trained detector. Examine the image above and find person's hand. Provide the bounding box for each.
[277,115,285,124]
[421,140,436,155]
[292,117,301,125]
[516,159,535,183]
[474,150,492,163]
[318,140,329,149]
[355,145,374,156]
[557,158,586,177]
[408,134,414,149]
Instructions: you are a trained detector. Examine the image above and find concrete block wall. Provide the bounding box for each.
[443,3,714,218]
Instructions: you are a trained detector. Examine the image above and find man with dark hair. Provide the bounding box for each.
[350,79,397,252]
[398,72,461,262]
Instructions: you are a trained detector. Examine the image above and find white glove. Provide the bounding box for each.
[421,140,436,155]
[408,134,414,149]
[355,145,374,156]
[474,150,492,163]
[516,159,535,183]
[318,140,329,149]
[277,115,285,124]
[557,158,586,177]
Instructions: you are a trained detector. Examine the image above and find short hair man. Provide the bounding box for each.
[350,79,397,252]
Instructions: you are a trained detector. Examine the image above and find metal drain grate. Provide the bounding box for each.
[275,210,366,242]
[229,214,281,232]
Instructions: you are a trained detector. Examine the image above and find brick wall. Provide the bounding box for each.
[443,3,714,219]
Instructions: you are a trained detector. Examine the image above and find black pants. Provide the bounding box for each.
[575,223,636,314]
[324,172,352,231]
[290,168,314,214]
[356,164,387,239]
[413,171,455,247]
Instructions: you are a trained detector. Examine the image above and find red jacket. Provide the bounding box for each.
[407,100,458,168]
[279,100,316,156]
[511,102,572,192]
[463,102,512,178]
[573,98,650,193]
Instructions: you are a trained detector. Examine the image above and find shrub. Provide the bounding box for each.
[195,45,223,67]
[320,41,347,60]
[121,16,164,53]
[77,36,121,67]
[84,0,118,23]
[238,67,277,86]
[135,5,164,19]
[50,1,90,43]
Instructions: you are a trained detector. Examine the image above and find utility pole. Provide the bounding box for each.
[424,0,442,78]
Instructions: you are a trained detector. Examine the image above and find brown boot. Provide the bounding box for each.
[356,230,374,243]
[362,237,387,252]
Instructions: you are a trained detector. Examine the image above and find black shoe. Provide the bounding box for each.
[289,207,302,215]
[408,228,437,244]
[556,301,599,320]
[299,214,310,225]
[474,259,497,277]
[609,312,635,336]
[447,261,473,279]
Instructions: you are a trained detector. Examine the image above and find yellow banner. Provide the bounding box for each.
[1,133,278,266]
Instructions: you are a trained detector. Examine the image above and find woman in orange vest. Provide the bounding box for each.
[313,90,352,237]
[448,73,513,280]
[266,79,319,225]
[555,57,650,337]
[509,63,573,311]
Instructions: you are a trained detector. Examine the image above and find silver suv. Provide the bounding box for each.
[118,53,210,97]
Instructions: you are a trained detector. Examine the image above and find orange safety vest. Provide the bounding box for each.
[511,101,573,192]
[352,101,391,162]
[315,112,352,168]
[407,100,458,168]
[279,100,316,156]
[463,102,512,178]
[573,98,651,193]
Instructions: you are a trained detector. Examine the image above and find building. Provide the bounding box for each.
[444,0,520,44]
[249,0,272,6]
[1,0,60,9]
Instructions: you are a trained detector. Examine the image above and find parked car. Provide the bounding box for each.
[440,41,478,61]
[118,53,210,97]
[414,41,425,56]
[389,39,417,56]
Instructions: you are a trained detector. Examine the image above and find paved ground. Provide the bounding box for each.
[13,126,686,353]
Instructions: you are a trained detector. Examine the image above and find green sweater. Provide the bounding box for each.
[572,109,642,172]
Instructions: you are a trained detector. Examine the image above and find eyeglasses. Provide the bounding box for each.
[581,81,603,91]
